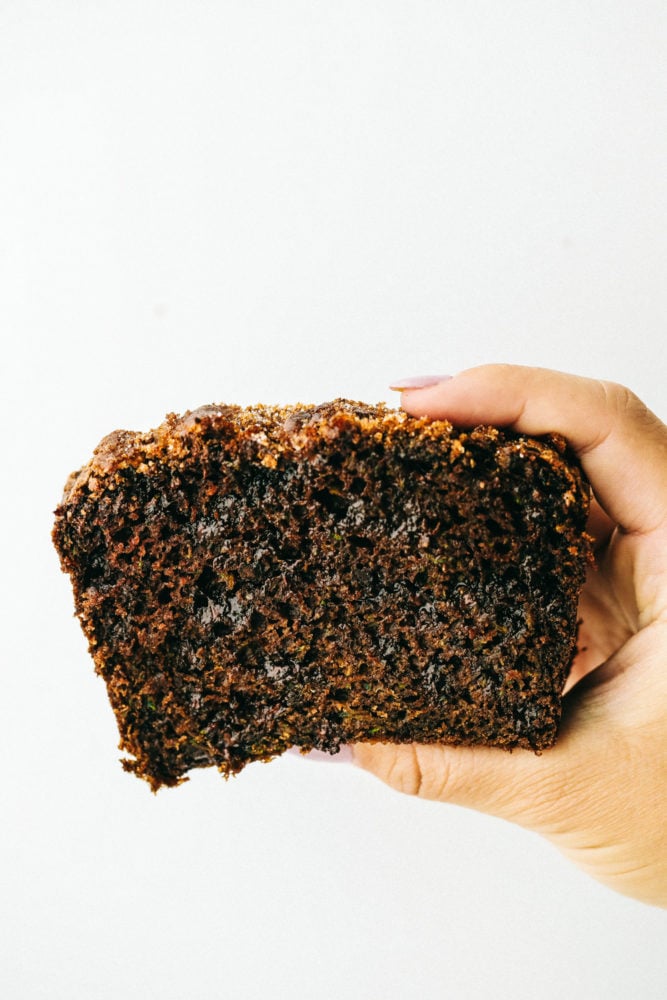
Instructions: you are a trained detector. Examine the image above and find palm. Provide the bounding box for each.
[548,516,667,903]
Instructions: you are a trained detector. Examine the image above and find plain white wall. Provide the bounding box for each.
[1,3,665,998]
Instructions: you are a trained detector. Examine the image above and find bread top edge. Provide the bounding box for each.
[57,398,581,507]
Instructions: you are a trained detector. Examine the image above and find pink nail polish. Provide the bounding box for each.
[388,375,452,391]
[287,745,354,764]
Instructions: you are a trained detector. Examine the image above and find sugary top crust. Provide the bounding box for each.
[62,398,583,507]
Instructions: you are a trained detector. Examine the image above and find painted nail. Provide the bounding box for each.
[388,375,452,391]
[287,745,354,764]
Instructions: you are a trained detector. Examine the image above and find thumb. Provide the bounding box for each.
[350,740,569,832]
[349,682,607,835]
[347,635,667,906]
[350,628,662,843]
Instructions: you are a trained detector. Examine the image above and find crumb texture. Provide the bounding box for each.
[53,399,591,790]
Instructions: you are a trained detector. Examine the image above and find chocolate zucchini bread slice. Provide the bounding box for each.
[53,400,591,790]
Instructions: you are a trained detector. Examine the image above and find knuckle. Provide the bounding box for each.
[413,746,457,801]
[381,746,422,796]
[381,745,466,802]
[600,381,664,432]
[598,379,647,422]
[607,382,667,454]
[585,379,665,458]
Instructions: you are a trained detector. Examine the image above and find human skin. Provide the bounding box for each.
[352,365,667,908]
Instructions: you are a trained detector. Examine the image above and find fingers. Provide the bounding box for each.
[393,365,667,536]
[351,738,576,833]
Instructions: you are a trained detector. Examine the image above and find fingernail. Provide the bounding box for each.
[388,375,452,391]
[287,745,354,764]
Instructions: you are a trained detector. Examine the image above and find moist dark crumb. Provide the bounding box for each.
[52,399,592,791]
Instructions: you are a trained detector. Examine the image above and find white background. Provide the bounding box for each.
[1,2,666,998]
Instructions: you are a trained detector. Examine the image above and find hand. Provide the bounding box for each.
[352,365,667,907]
